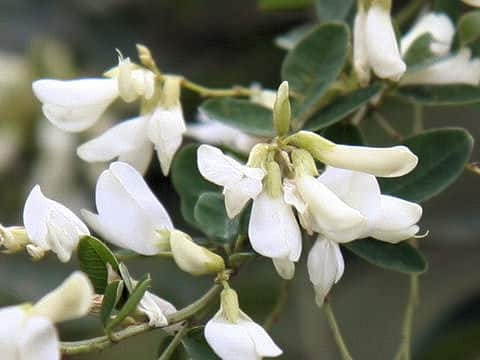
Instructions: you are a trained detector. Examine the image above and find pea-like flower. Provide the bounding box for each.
[0,271,93,360]
[23,185,90,262]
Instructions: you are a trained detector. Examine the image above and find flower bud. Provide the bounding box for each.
[0,225,29,253]
[287,131,335,159]
[273,81,291,136]
[136,44,156,69]
[291,148,318,177]
[30,271,94,323]
[247,143,270,168]
[162,75,182,109]
[220,288,240,323]
[265,161,282,198]
[169,230,225,276]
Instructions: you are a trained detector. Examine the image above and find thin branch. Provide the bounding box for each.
[158,325,190,360]
[324,301,353,360]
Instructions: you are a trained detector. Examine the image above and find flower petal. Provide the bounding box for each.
[272,258,295,280]
[19,316,59,360]
[248,192,301,260]
[320,144,418,178]
[373,195,422,231]
[197,145,246,188]
[238,311,283,357]
[353,5,371,86]
[307,237,345,307]
[138,291,176,327]
[23,185,51,250]
[32,78,118,132]
[148,105,186,175]
[0,306,24,358]
[370,225,420,243]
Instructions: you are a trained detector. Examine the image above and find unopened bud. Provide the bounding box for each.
[0,225,29,253]
[221,288,240,323]
[273,81,291,137]
[136,44,156,70]
[162,75,182,109]
[265,161,282,198]
[247,143,270,168]
[169,230,225,276]
[286,131,335,162]
[292,148,318,177]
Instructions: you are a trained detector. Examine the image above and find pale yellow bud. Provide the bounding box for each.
[220,288,240,323]
[265,161,282,198]
[273,81,291,136]
[162,75,182,109]
[286,131,335,161]
[0,225,29,253]
[136,44,156,69]
[247,143,270,168]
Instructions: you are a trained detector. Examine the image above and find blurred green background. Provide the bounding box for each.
[0,0,479,359]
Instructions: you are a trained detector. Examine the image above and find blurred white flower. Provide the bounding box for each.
[197,145,265,218]
[249,86,277,109]
[23,185,90,262]
[138,291,176,328]
[82,161,173,255]
[117,57,155,103]
[400,12,455,56]
[0,271,93,360]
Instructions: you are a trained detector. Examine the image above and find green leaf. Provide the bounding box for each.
[403,33,437,68]
[275,24,315,51]
[315,0,354,21]
[282,23,350,121]
[77,235,120,294]
[194,192,240,245]
[379,128,474,202]
[182,327,220,359]
[303,84,381,131]
[458,11,480,46]
[171,144,219,228]
[344,239,427,274]
[321,122,364,146]
[258,0,312,10]
[433,0,462,22]
[396,85,480,106]
[100,280,124,327]
[199,98,275,137]
[118,262,135,293]
[106,274,151,332]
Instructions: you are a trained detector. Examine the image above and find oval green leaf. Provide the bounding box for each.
[396,85,480,106]
[100,280,124,327]
[379,128,473,202]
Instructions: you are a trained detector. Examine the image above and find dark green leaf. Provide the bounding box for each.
[321,122,364,146]
[396,85,480,106]
[118,262,135,293]
[379,128,473,202]
[77,235,120,294]
[194,192,240,245]
[182,327,220,360]
[199,98,274,137]
[344,238,427,274]
[258,0,312,10]
[106,274,151,332]
[282,23,350,121]
[100,280,124,326]
[275,24,315,51]
[171,144,219,228]
[315,0,354,21]
[458,11,480,46]
[433,0,462,22]
[303,84,381,131]
[403,33,437,68]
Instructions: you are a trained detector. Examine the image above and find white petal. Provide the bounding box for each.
[353,6,371,86]
[19,316,60,360]
[0,306,24,358]
[317,166,381,220]
[272,258,295,280]
[148,105,186,175]
[88,162,173,255]
[250,89,277,109]
[77,116,151,167]
[31,271,94,323]
[205,312,259,360]
[365,5,406,80]
[138,291,176,327]
[283,179,314,235]
[23,185,51,250]
[373,195,422,231]
[307,237,345,307]
[248,192,301,260]
[400,12,455,56]
[223,187,253,219]
[32,78,118,132]
[370,225,420,243]
[320,144,418,177]
[296,175,367,241]
[197,145,246,188]
[401,48,480,86]
[238,311,283,357]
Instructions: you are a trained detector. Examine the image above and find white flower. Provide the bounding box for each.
[205,305,282,360]
[357,1,406,81]
[250,86,277,109]
[400,12,455,56]
[77,81,185,175]
[353,1,371,86]
[23,185,90,262]
[401,48,480,86]
[82,161,173,255]
[307,236,344,307]
[187,113,262,154]
[197,145,265,218]
[117,57,155,103]
[248,191,302,279]
[138,291,177,328]
[0,271,93,360]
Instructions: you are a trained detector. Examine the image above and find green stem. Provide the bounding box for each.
[60,285,221,355]
[263,280,289,330]
[373,111,402,140]
[158,325,189,360]
[181,78,253,97]
[324,301,353,360]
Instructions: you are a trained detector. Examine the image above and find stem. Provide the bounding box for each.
[263,280,289,330]
[60,285,221,355]
[180,78,253,97]
[233,234,246,253]
[373,111,402,140]
[395,0,427,27]
[158,325,189,360]
[324,301,353,360]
